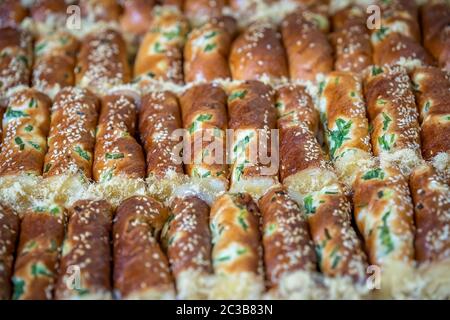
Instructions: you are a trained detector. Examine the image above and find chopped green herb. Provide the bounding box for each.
[162,26,181,40]
[153,42,165,53]
[34,42,46,54]
[238,210,248,231]
[236,248,247,255]
[5,107,28,119]
[74,146,90,161]
[318,81,325,95]
[15,137,25,150]
[204,31,218,39]
[378,211,394,255]
[105,152,124,160]
[375,26,389,41]
[12,277,25,300]
[228,90,247,101]
[204,43,217,52]
[303,195,316,215]
[265,223,277,236]
[328,118,352,159]
[44,163,52,173]
[31,263,53,277]
[28,98,36,108]
[100,168,114,182]
[372,66,383,76]
[377,99,387,105]
[423,101,431,113]
[24,124,33,132]
[362,168,385,180]
[382,112,392,131]
[215,255,231,262]
[27,141,41,150]
[378,133,395,151]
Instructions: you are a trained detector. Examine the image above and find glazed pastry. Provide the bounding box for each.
[209,193,264,299]
[0,204,20,300]
[93,92,145,183]
[0,88,51,177]
[184,0,226,25]
[410,66,450,162]
[227,80,278,199]
[229,21,288,81]
[163,196,212,299]
[180,83,229,195]
[133,6,189,84]
[12,205,65,300]
[32,32,79,99]
[421,0,450,71]
[0,27,32,98]
[43,87,99,179]
[363,65,422,175]
[184,21,233,82]
[281,9,332,82]
[319,71,372,186]
[113,196,174,299]
[258,187,317,293]
[330,7,373,73]
[55,200,113,300]
[75,28,130,96]
[120,0,155,36]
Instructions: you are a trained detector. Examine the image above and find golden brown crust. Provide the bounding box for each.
[0,0,27,28]
[43,87,100,179]
[275,85,326,182]
[55,200,113,300]
[184,0,226,23]
[133,7,189,84]
[363,66,421,157]
[305,190,368,282]
[113,196,174,299]
[120,0,155,36]
[229,22,288,81]
[330,18,373,73]
[93,93,146,182]
[139,91,184,179]
[281,10,332,82]
[12,207,65,300]
[372,32,434,68]
[184,22,232,82]
[0,88,51,177]
[180,83,228,181]
[0,204,20,300]
[75,29,130,96]
[32,32,79,99]
[410,163,450,263]
[227,81,278,185]
[79,0,122,22]
[421,2,450,71]
[210,193,262,275]
[331,6,367,32]
[353,164,415,266]
[164,196,212,277]
[259,187,316,289]
[410,66,450,161]
[321,72,372,161]
[0,27,32,96]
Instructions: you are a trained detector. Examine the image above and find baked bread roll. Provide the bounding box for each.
[0,204,20,300]
[12,205,65,300]
[120,0,155,36]
[184,0,226,25]
[410,66,450,163]
[75,28,130,96]
[0,88,51,177]
[209,193,264,299]
[0,27,32,99]
[281,9,332,82]
[363,65,422,175]
[32,32,79,99]
[184,21,233,82]
[139,91,184,200]
[227,81,278,199]
[43,87,99,179]
[93,92,146,205]
[180,83,229,196]
[0,0,27,28]
[163,196,212,299]
[55,200,113,300]
[353,163,416,298]
[229,21,288,81]
[330,7,373,73]
[319,71,372,186]
[133,6,189,85]
[113,196,175,299]
[421,0,450,71]
[79,0,121,22]
[258,187,317,297]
